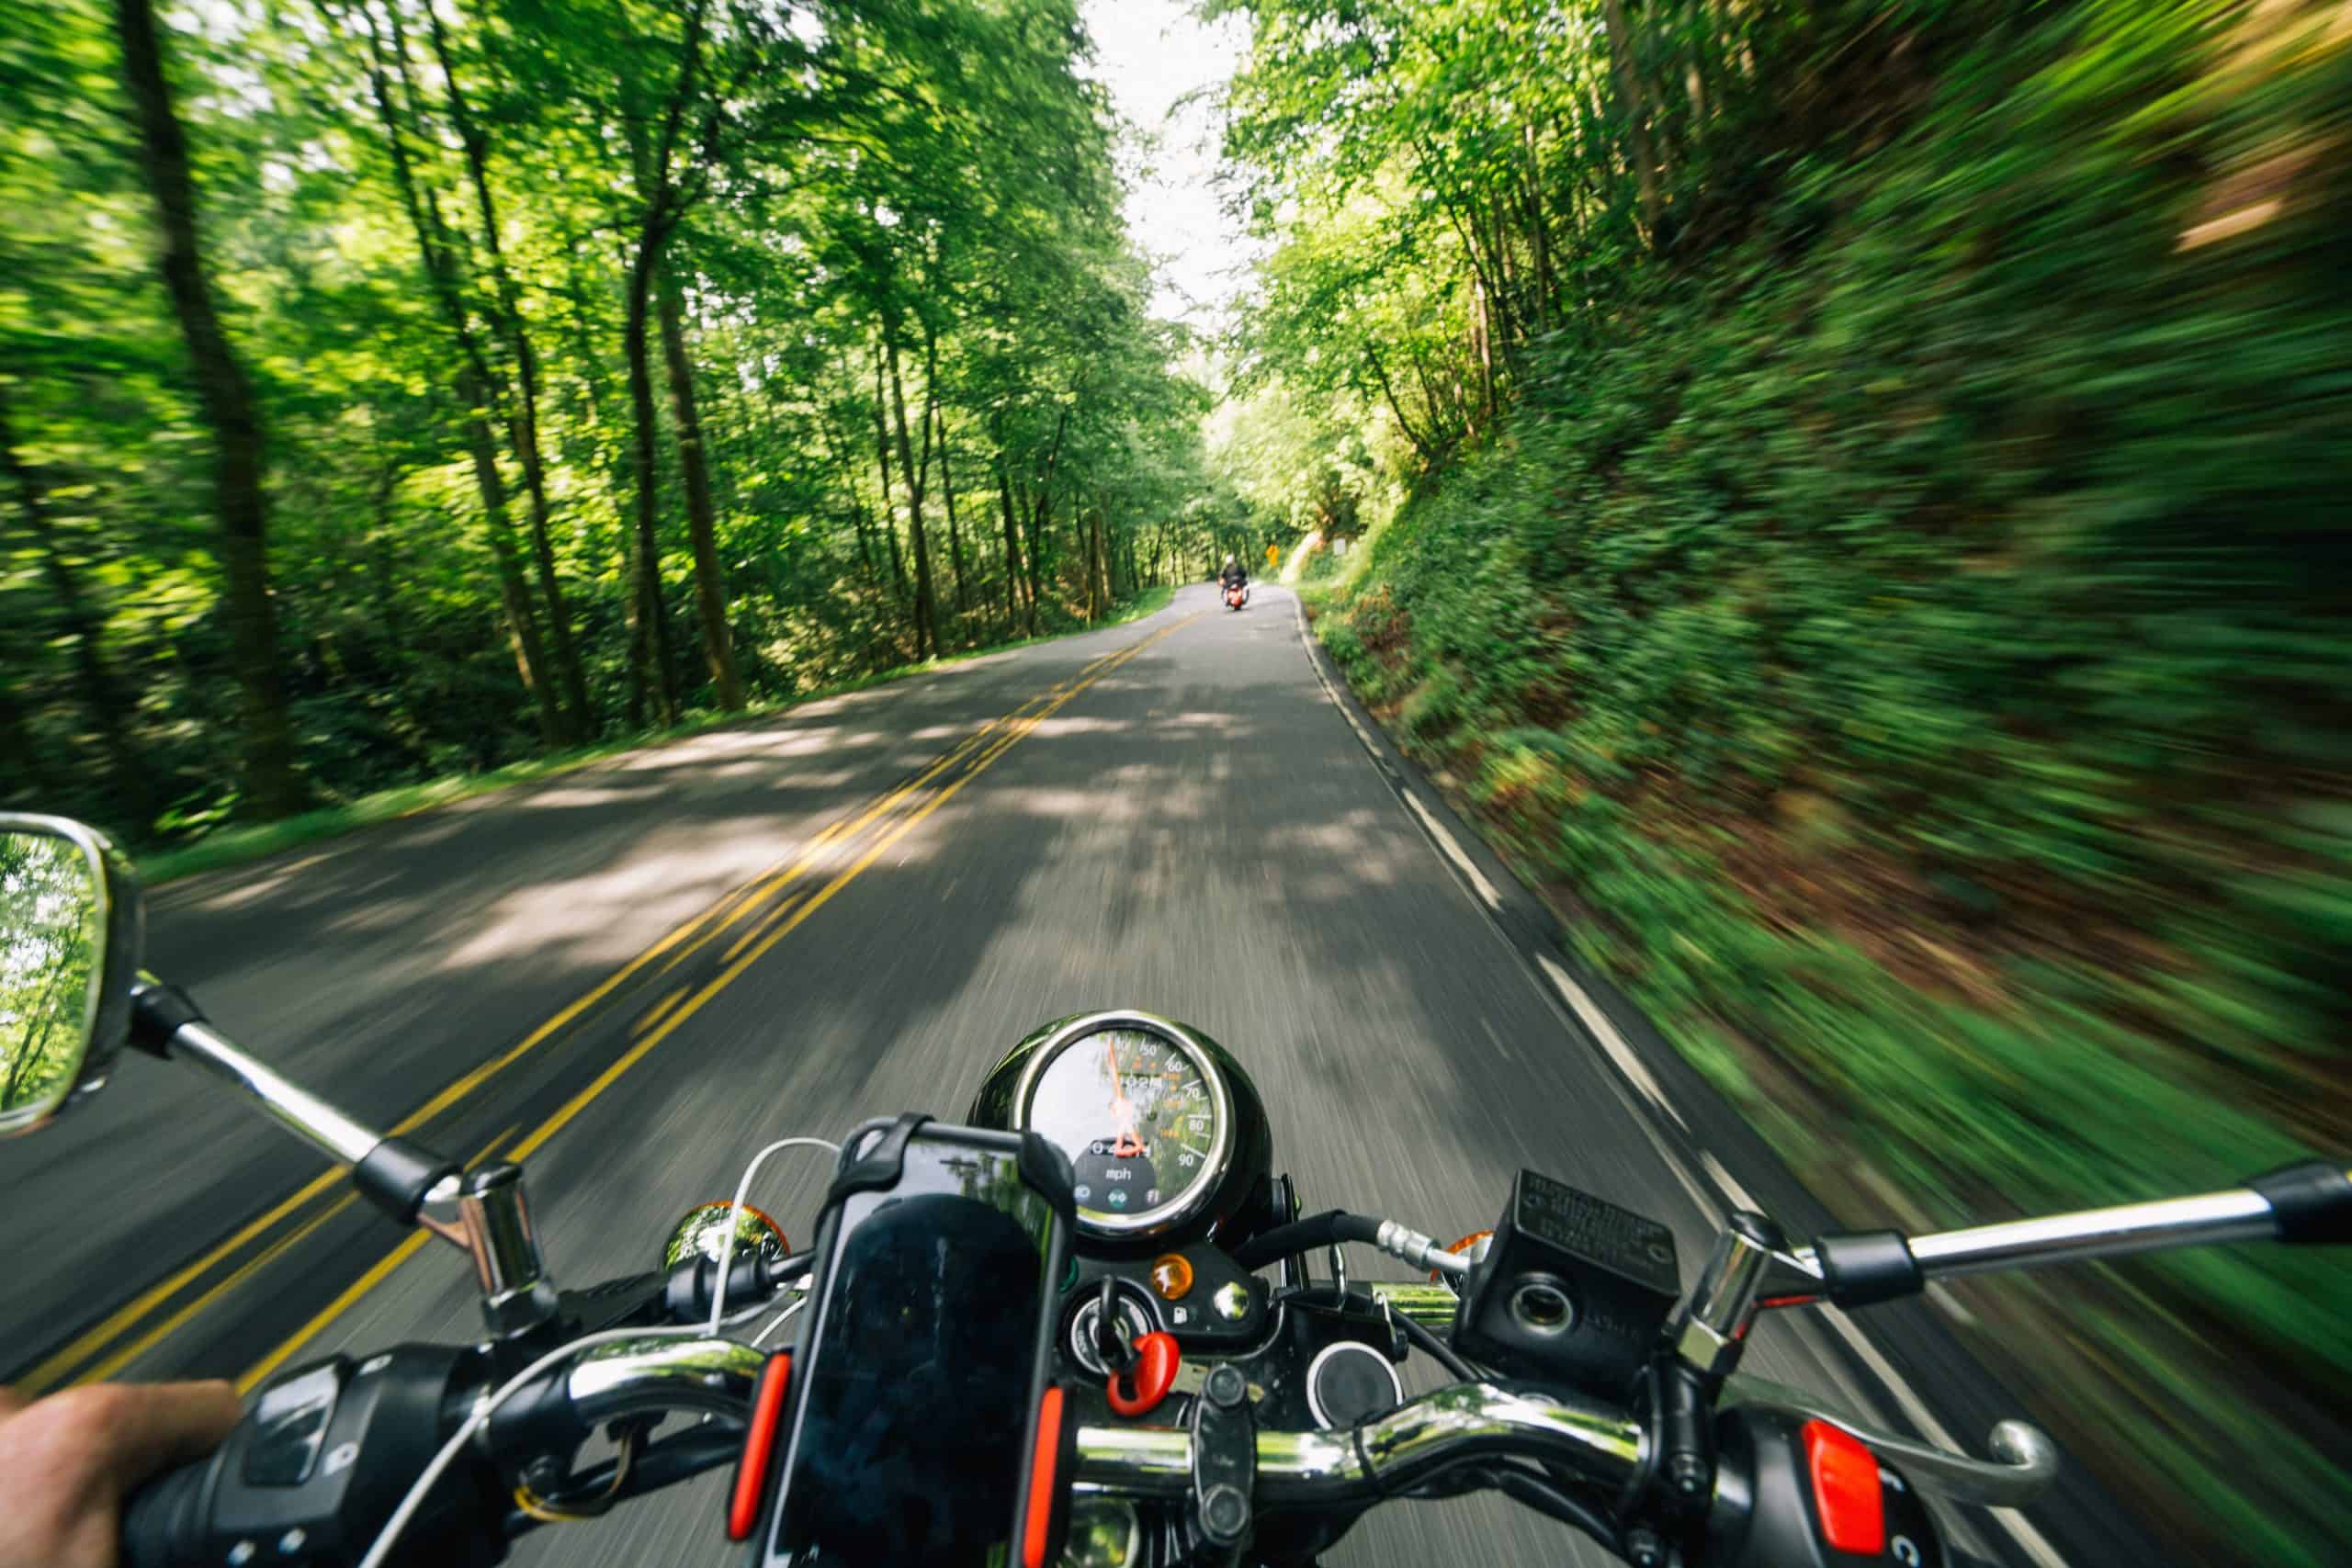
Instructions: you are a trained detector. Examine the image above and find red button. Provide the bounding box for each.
[727,1352,793,1541]
[1803,1418,1886,1556]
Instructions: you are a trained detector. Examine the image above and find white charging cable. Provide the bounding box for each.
[752,1297,805,1348]
[707,1136,840,1335]
[354,1325,696,1568]
[362,1133,839,1568]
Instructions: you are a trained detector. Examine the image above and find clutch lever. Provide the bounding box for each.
[1722,1374,2062,1508]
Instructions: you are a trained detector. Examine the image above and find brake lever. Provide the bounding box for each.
[1721,1374,2062,1507]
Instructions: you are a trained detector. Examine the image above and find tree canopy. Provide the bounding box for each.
[3,0,1217,843]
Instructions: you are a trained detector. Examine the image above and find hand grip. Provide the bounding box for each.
[120,1450,216,1568]
[2250,1160,2352,1245]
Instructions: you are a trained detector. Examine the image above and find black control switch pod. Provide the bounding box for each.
[1709,1406,1945,1568]
[122,1344,491,1568]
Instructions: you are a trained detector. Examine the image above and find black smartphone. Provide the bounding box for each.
[753,1114,1075,1568]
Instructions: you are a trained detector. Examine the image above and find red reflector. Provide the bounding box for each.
[1023,1385,1066,1568]
[727,1352,793,1541]
[1803,1419,1886,1556]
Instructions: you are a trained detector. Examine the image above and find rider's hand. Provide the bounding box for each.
[0,1381,239,1568]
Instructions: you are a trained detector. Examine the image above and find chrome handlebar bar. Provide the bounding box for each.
[1072,1380,1646,1505]
[556,1337,1645,1508]
[566,1335,768,1426]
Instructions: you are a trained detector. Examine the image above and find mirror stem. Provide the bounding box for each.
[129,979,466,1245]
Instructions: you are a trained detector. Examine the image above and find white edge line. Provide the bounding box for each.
[1287,581,2069,1568]
[1700,1149,1762,1212]
[1540,955,1690,1134]
[1399,791,1506,910]
[1286,592,1501,910]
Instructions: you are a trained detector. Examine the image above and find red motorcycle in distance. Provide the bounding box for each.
[1224,580,1250,611]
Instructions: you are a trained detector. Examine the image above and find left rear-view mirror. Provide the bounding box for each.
[0,814,143,1136]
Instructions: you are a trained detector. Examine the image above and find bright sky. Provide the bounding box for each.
[1080,0,1261,332]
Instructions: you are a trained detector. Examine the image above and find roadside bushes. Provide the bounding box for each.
[1311,2,2351,1559]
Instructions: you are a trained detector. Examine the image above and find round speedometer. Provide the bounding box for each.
[1014,1014,1233,1237]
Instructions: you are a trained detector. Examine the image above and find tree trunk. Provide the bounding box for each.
[922,337,967,621]
[1521,125,1559,328]
[1602,0,1666,244]
[612,0,714,728]
[359,5,570,743]
[819,415,882,589]
[113,0,304,817]
[623,236,683,726]
[366,465,413,675]
[932,397,967,619]
[1364,344,1437,466]
[1023,403,1069,633]
[605,299,646,732]
[1021,478,1046,633]
[0,380,153,824]
[1474,281,1498,430]
[846,483,881,587]
[994,447,1023,637]
[0,671,45,808]
[425,0,590,729]
[611,4,712,728]
[656,265,743,708]
[881,319,937,660]
[622,570,649,730]
[871,350,910,619]
[461,365,566,745]
[557,244,645,723]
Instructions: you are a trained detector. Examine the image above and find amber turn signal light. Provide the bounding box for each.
[1148,1253,1193,1300]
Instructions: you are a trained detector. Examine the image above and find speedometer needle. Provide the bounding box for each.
[1105,1040,1136,1134]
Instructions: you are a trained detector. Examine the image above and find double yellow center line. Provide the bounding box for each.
[19,611,1195,1394]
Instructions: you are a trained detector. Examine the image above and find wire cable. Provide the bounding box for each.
[752,1297,804,1348]
[356,1325,702,1568]
[1271,1281,1486,1383]
[372,1135,834,1564]
[1396,1308,1479,1383]
[708,1136,840,1335]
[511,1426,638,1523]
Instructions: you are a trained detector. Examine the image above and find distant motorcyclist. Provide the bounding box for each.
[1218,554,1249,593]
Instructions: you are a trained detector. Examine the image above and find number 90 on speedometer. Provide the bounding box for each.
[1019,1022,1228,1236]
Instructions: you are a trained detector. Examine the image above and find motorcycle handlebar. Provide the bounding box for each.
[559,1337,1648,1509]
[558,1337,1646,1508]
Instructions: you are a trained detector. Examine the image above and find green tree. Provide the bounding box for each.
[110,0,306,816]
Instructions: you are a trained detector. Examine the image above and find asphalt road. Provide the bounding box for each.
[2,582,2154,1566]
